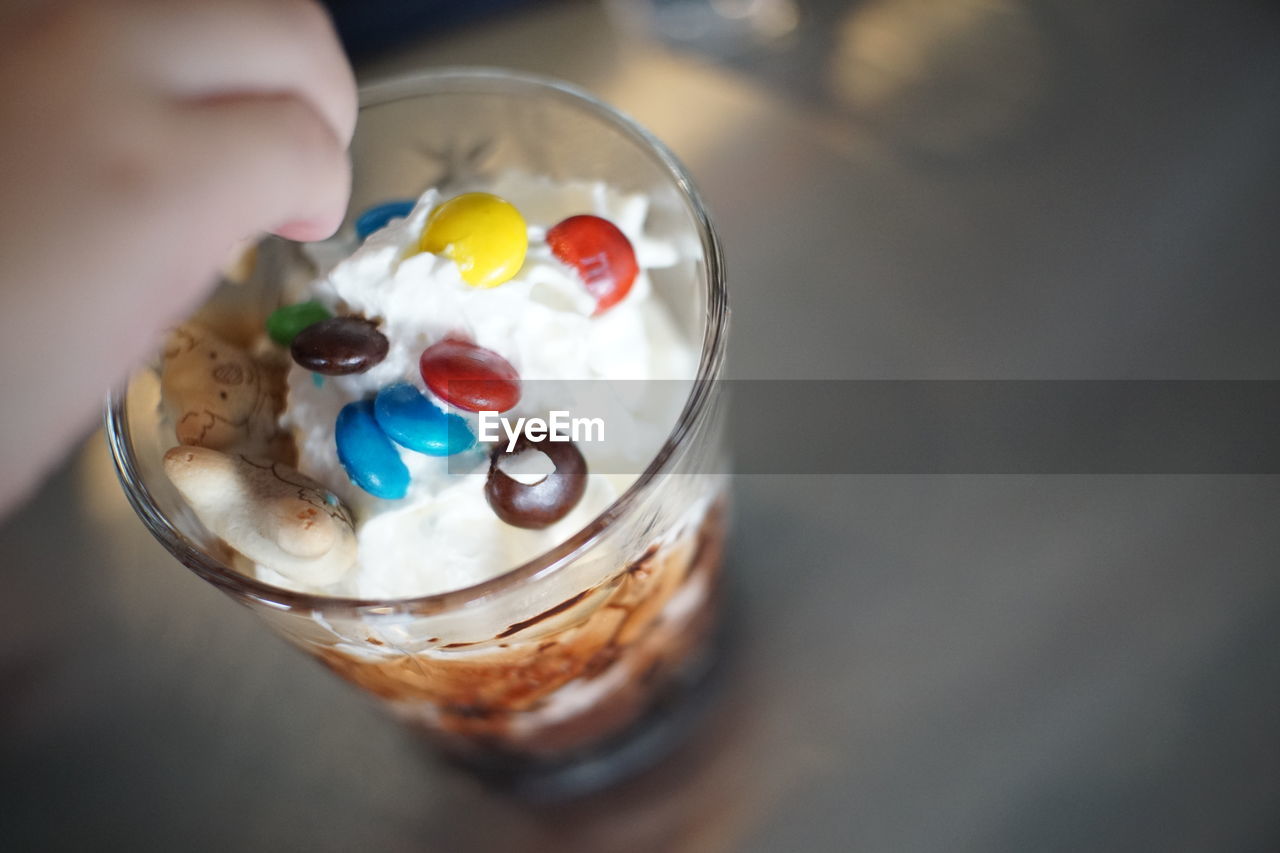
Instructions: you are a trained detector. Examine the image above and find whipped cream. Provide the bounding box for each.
[264,174,697,599]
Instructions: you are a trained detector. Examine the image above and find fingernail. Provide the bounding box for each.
[274,218,341,242]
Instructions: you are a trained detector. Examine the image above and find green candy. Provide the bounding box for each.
[266,301,331,346]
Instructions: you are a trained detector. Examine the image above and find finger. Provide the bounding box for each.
[126,0,357,146]
[163,93,351,248]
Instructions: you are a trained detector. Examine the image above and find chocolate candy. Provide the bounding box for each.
[419,338,521,412]
[335,400,410,500]
[291,317,388,375]
[355,200,416,241]
[373,382,475,456]
[419,192,527,288]
[267,301,331,346]
[547,215,638,314]
[485,436,587,529]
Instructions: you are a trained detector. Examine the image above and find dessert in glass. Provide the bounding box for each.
[106,69,728,793]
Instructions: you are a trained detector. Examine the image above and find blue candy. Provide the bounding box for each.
[335,400,410,499]
[374,382,475,456]
[354,200,417,241]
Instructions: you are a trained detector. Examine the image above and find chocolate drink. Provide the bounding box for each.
[108,69,729,790]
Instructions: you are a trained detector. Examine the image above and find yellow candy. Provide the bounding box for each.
[419,192,528,288]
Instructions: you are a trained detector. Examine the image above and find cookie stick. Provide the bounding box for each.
[163,446,357,586]
[160,324,276,456]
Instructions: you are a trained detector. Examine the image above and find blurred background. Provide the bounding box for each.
[4,0,1280,850]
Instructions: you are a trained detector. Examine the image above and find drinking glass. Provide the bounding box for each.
[106,68,729,795]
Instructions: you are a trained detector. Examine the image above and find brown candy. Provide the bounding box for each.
[485,436,587,529]
[290,316,388,375]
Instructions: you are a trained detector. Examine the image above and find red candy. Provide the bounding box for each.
[546,215,638,315]
[419,338,521,413]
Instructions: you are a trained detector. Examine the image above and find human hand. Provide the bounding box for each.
[0,0,356,513]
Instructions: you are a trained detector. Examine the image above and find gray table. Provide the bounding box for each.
[4,1,1279,850]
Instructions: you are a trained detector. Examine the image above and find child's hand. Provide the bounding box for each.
[0,0,358,513]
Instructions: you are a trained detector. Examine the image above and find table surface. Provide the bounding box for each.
[4,1,1280,850]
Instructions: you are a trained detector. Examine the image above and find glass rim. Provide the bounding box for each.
[104,67,729,618]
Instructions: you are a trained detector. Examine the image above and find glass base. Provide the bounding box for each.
[432,602,735,802]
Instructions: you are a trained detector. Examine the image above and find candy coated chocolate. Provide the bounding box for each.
[374,382,475,456]
[355,200,416,241]
[267,301,331,346]
[291,317,388,375]
[547,215,638,314]
[419,338,521,412]
[335,400,410,500]
[419,192,527,288]
[485,435,587,529]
